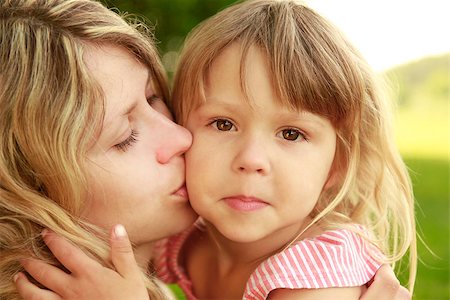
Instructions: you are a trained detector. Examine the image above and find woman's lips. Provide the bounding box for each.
[173,185,188,200]
[223,196,269,211]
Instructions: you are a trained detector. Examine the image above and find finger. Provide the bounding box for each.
[396,286,412,300]
[20,258,71,296]
[42,229,99,275]
[110,224,142,279]
[360,265,401,300]
[14,272,61,300]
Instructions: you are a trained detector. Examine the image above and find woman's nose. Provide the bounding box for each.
[156,118,192,164]
[231,136,270,175]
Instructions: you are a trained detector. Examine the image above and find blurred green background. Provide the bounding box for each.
[105,1,449,299]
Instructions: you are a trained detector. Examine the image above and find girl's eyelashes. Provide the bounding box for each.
[114,130,139,152]
[208,118,308,142]
[209,118,236,131]
[277,128,308,142]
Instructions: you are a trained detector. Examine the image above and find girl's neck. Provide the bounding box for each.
[205,220,309,272]
[205,216,324,271]
[185,218,323,299]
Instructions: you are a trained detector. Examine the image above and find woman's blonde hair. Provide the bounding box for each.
[172,0,416,291]
[0,0,169,298]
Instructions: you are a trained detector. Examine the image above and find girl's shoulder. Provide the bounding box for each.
[243,225,385,300]
[302,224,381,252]
[153,220,206,300]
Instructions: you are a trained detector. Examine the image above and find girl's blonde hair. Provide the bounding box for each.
[0,0,169,298]
[172,0,416,291]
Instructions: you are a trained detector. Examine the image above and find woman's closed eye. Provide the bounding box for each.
[209,118,236,131]
[114,130,139,152]
[277,128,308,142]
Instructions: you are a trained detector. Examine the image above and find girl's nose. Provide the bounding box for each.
[231,136,270,175]
[156,118,192,164]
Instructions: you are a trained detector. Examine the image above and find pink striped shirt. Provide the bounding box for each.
[155,224,384,300]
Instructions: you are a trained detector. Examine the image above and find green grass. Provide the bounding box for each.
[393,96,449,299]
[402,157,450,300]
[168,284,187,300]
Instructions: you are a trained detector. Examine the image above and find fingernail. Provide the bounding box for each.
[41,229,48,237]
[13,273,20,283]
[114,224,127,239]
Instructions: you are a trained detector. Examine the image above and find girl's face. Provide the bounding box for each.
[82,45,197,253]
[184,44,337,244]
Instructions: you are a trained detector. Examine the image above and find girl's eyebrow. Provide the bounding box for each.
[197,99,242,113]
[200,100,329,128]
[284,111,329,128]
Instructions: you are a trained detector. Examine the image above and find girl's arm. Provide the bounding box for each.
[268,286,361,300]
[267,265,411,300]
[14,225,150,300]
[14,228,411,300]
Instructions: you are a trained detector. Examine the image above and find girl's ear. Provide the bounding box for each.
[323,158,341,190]
[324,169,338,190]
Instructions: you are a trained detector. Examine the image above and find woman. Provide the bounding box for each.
[0,0,410,299]
[0,0,195,298]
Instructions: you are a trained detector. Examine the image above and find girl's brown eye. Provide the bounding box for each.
[281,128,306,141]
[282,129,299,140]
[214,119,234,131]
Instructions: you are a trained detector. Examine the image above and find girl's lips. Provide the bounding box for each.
[223,196,269,212]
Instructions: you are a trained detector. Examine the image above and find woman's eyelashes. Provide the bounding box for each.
[114,130,139,152]
[208,118,308,142]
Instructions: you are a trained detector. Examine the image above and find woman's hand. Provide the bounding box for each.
[14,224,149,300]
[361,264,412,300]
[14,227,411,300]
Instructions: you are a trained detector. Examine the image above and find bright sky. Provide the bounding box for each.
[305,0,450,71]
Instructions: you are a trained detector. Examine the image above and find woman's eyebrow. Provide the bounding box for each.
[102,99,138,132]
[106,71,150,128]
[120,101,138,117]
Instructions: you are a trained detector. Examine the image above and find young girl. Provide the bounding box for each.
[14,0,415,299]
[155,0,416,298]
